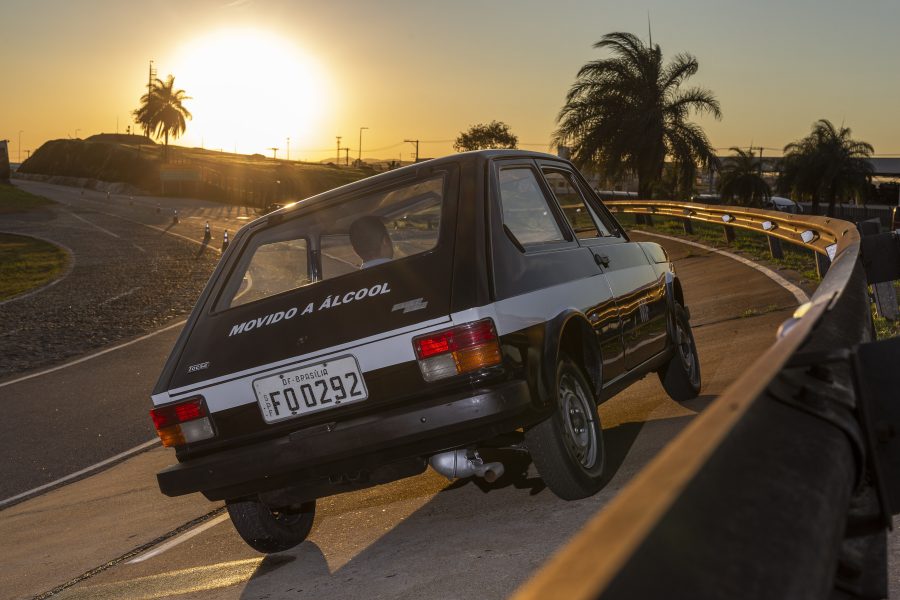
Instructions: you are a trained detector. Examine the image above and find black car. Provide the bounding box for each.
[149,150,701,553]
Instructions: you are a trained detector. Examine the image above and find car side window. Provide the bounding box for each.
[541,169,612,238]
[498,167,566,245]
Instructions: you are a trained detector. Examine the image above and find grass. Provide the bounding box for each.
[0,183,54,213]
[872,281,900,339]
[622,214,820,284]
[0,233,69,301]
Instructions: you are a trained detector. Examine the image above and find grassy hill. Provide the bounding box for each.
[17,138,372,208]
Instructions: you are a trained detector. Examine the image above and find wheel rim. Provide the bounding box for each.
[675,321,700,387]
[558,372,599,468]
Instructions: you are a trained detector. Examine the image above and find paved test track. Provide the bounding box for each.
[2,184,839,599]
[1,180,259,501]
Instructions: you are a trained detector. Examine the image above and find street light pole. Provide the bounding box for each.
[18,130,23,163]
[286,137,290,162]
[358,127,368,166]
[336,136,342,164]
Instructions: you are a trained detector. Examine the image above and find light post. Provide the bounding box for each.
[75,128,80,139]
[358,127,368,166]
[18,130,23,163]
[286,137,290,161]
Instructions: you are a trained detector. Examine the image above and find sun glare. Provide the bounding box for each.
[167,29,330,157]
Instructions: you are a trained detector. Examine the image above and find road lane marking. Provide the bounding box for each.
[634,230,810,305]
[98,286,142,306]
[29,507,229,599]
[126,513,231,564]
[0,438,160,509]
[66,209,121,239]
[0,319,186,390]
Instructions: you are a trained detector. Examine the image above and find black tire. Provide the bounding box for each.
[226,498,316,554]
[525,354,605,500]
[658,303,702,402]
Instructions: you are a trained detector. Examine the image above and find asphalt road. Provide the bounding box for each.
[1,224,819,599]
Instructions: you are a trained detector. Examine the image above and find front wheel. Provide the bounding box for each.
[658,304,701,402]
[525,354,605,500]
[226,497,316,554]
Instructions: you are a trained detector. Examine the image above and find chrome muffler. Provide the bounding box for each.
[429,449,505,483]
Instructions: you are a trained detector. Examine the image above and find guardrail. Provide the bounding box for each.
[513,201,900,600]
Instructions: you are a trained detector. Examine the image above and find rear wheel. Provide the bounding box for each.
[226,497,316,554]
[658,304,701,402]
[525,354,605,500]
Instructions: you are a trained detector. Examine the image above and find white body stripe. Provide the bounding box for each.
[155,274,618,413]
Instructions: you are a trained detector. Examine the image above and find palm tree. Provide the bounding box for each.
[778,119,873,216]
[553,32,721,198]
[718,147,771,207]
[132,74,192,160]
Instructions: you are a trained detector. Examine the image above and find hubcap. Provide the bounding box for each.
[558,372,598,468]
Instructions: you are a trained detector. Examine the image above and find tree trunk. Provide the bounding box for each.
[164,131,169,163]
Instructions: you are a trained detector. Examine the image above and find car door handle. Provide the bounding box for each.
[594,253,610,268]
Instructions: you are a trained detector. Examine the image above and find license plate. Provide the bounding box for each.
[252,355,368,424]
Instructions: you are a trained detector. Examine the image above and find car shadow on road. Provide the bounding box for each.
[237,412,703,600]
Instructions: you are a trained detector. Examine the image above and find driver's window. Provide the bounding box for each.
[542,169,611,238]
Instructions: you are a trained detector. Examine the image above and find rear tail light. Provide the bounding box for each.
[413,319,502,381]
[150,396,215,447]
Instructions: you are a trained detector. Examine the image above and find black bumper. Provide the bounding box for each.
[157,379,536,500]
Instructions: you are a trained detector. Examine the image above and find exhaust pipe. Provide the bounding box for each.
[429,449,505,482]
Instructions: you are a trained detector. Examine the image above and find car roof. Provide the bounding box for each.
[258,149,568,223]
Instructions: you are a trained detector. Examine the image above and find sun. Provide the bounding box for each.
[166,28,331,157]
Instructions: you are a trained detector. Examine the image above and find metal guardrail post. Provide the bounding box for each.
[722,224,735,244]
[815,251,830,278]
[768,235,784,259]
[682,218,694,235]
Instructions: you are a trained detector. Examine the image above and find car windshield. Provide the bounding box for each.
[219,174,444,310]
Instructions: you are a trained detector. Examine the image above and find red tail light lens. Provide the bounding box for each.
[413,319,502,381]
[414,319,498,359]
[150,397,205,429]
[150,397,214,447]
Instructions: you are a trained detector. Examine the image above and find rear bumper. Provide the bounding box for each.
[157,379,535,500]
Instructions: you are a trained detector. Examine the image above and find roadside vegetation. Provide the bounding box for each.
[0,233,68,301]
[454,121,518,151]
[133,74,192,161]
[778,120,874,216]
[0,183,54,213]
[554,31,721,199]
[717,148,771,207]
[621,214,820,284]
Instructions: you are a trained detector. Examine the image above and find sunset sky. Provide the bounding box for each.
[3,0,900,163]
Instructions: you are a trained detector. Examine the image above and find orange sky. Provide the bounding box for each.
[3,0,900,163]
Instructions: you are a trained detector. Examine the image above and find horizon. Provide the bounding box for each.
[3,0,900,163]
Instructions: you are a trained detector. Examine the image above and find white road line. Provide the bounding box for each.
[0,319,186,390]
[66,210,121,239]
[635,230,811,305]
[0,438,160,509]
[126,513,231,564]
[99,286,141,306]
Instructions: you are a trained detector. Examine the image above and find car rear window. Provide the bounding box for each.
[217,174,444,310]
